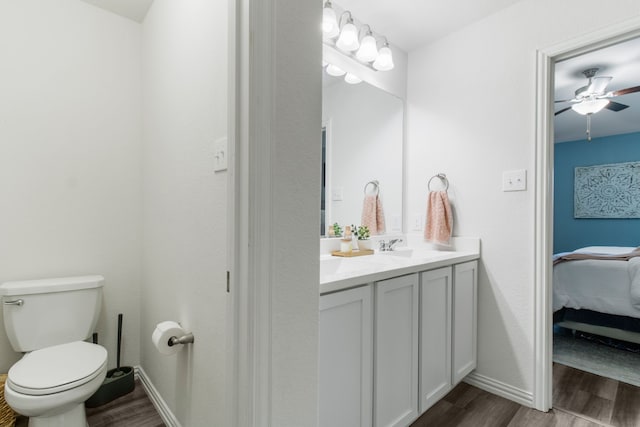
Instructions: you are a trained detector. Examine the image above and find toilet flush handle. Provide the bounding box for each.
[3,299,23,306]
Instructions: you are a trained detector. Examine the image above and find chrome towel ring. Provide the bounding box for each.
[428,173,449,192]
[364,180,380,195]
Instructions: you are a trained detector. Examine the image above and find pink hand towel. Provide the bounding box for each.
[361,195,386,235]
[424,191,453,245]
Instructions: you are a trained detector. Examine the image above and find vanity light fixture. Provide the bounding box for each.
[356,25,378,63]
[373,38,394,71]
[322,1,395,72]
[326,64,346,77]
[344,73,362,84]
[322,1,339,39]
[335,12,359,52]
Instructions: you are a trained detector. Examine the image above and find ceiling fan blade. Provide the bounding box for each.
[555,106,572,116]
[611,85,640,97]
[605,101,629,112]
[554,98,574,103]
[588,76,612,94]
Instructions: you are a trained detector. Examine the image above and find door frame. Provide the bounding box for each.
[533,17,640,411]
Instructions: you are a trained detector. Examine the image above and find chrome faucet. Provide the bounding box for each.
[379,238,403,252]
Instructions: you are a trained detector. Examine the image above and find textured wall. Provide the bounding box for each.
[406,0,640,398]
[140,0,228,425]
[0,0,142,373]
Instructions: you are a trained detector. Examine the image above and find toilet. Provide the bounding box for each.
[0,276,108,427]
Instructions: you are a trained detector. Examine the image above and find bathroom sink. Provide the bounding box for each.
[378,248,415,258]
[320,256,373,277]
[377,248,446,261]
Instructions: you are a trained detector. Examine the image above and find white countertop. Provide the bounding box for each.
[320,242,480,295]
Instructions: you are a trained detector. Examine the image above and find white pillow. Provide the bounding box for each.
[573,246,637,255]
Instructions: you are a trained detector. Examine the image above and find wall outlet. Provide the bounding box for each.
[412,213,424,231]
[391,215,401,231]
[331,187,343,201]
[502,169,526,192]
[213,137,228,172]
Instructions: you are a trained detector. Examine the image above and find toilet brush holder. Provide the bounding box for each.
[85,366,135,408]
[85,313,135,408]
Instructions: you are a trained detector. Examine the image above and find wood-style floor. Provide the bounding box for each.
[412,363,640,427]
[12,364,640,426]
[14,378,165,427]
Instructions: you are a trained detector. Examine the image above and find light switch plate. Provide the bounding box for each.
[502,169,526,192]
[213,137,228,172]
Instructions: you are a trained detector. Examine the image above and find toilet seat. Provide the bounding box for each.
[7,341,107,396]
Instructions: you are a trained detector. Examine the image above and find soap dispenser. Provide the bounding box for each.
[341,226,353,253]
[351,225,359,251]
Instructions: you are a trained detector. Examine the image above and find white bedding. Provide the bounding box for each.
[553,247,640,319]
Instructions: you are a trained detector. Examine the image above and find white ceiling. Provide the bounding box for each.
[332,0,523,52]
[80,0,153,23]
[554,37,640,143]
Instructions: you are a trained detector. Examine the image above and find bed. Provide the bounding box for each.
[553,246,640,344]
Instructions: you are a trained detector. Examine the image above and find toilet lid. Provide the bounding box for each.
[8,341,107,396]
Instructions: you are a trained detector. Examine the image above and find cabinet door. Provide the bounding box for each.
[319,285,373,427]
[375,274,419,427]
[419,266,452,413]
[452,261,478,385]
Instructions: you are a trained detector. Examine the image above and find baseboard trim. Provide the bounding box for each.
[135,366,182,427]
[463,371,534,407]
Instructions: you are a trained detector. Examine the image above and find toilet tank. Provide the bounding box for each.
[0,275,104,352]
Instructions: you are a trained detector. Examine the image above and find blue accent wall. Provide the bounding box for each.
[554,132,640,253]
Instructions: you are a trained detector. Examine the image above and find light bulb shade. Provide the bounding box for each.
[356,35,378,62]
[344,73,362,84]
[336,23,359,52]
[571,98,609,115]
[322,6,339,39]
[373,46,394,71]
[326,64,346,77]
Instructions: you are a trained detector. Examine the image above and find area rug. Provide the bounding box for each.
[553,330,640,387]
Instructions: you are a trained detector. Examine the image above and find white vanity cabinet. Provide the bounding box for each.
[319,255,478,427]
[319,285,373,427]
[374,274,419,427]
[419,266,452,413]
[452,261,478,385]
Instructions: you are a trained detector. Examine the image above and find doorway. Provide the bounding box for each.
[534,18,640,413]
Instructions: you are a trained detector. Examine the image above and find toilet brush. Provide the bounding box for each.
[85,313,135,407]
[111,314,125,378]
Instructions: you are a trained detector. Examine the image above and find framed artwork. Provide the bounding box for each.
[574,161,640,218]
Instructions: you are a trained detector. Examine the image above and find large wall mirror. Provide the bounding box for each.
[321,77,404,236]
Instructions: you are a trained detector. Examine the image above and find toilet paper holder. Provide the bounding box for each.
[168,332,195,347]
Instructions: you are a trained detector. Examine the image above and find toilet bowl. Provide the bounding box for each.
[4,341,108,427]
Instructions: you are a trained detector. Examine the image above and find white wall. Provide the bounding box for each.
[406,0,640,398]
[0,0,142,373]
[140,0,228,425]
[269,0,321,423]
[323,80,403,232]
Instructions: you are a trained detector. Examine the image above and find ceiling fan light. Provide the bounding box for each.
[344,73,362,84]
[356,34,378,62]
[571,98,610,115]
[373,45,394,71]
[322,2,339,39]
[326,64,346,77]
[336,22,359,52]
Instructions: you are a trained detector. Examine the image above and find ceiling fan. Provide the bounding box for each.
[555,67,640,116]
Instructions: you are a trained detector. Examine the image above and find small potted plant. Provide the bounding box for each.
[330,222,342,238]
[355,225,372,250]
